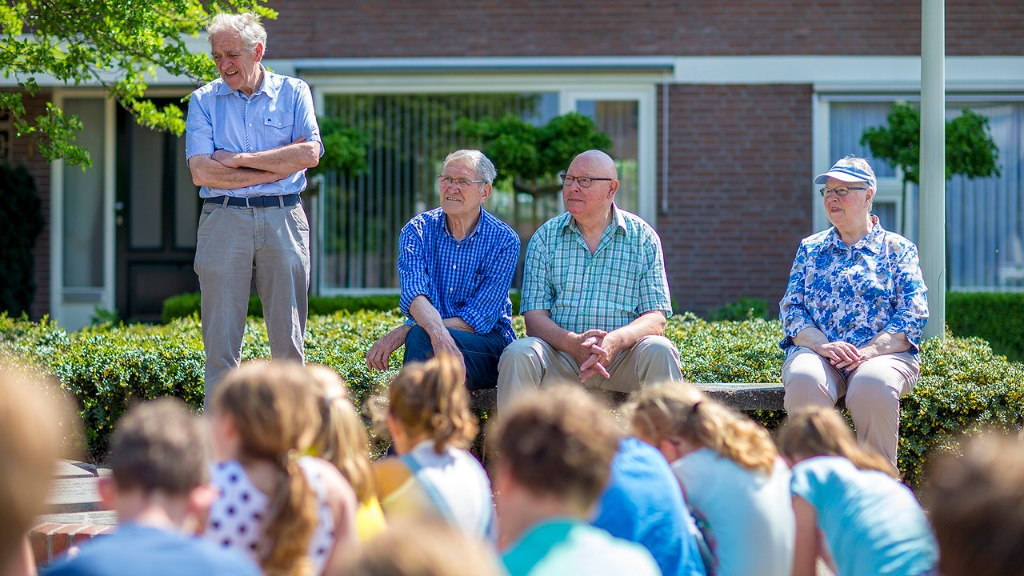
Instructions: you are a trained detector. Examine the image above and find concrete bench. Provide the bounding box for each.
[468,382,785,414]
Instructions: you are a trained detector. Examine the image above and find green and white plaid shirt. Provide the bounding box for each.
[521,205,673,334]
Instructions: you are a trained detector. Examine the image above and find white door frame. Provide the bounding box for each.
[50,89,117,330]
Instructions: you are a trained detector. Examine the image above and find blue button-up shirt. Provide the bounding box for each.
[779,219,929,362]
[398,207,520,344]
[185,65,322,198]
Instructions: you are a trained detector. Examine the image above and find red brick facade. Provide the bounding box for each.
[659,84,813,314]
[265,0,1024,59]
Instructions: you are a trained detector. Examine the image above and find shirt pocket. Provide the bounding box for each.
[263,113,294,147]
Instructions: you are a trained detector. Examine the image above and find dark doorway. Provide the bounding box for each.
[116,99,200,322]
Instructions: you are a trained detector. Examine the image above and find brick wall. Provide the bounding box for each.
[4,91,53,320]
[265,0,1024,59]
[659,84,812,315]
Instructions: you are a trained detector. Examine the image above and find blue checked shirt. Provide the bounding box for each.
[521,205,673,334]
[779,219,929,363]
[398,207,520,344]
[185,65,322,198]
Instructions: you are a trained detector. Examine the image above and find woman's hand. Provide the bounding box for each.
[812,341,863,370]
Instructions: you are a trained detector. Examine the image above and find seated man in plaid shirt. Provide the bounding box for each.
[366,149,519,389]
[496,150,683,410]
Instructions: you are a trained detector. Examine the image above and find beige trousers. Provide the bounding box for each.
[496,335,683,411]
[782,346,919,469]
[194,201,310,402]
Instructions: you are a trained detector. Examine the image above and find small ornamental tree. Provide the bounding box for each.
[0,163,44,316]
[0,1,276,168]
[457,112,613,199]
[307,116,369,178]
[861,103,1000,231]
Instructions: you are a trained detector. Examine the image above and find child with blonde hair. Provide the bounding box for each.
[630,383,794,576]
[777,408,937,576]
[204,362,358,576]
[372,353,494,540]
[306,364,387,543]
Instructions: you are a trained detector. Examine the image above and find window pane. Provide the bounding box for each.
[62,98,105,288]
[872,201,897,232]
[175,136,199,248]
[129,122,163,249]
[945,102,1024,290]
[829,102,897,178]
[320,93,557,290]
[577,100,640,215]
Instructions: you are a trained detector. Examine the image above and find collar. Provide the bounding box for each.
[826,215,885,255]
[441,207,486,242]
[561,203,627,236]
[213,64,278,99]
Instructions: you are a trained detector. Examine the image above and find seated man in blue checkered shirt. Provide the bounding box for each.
[366,150,520,389]
[496,150,683,410]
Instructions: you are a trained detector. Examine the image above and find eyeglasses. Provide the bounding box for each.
[819,185,869,198]
[438,176,486,189]
[559,172,614,188]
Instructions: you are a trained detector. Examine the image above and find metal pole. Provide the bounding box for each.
[920,0,945,340]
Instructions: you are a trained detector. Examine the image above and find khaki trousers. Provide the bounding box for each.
[194,201,310,402]
[782,346,919,469]
[496,335,683,411]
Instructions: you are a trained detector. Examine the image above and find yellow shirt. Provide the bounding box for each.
[356,496,387,543]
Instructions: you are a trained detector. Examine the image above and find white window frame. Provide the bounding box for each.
[812,93,912,235]
[50,89,117,331]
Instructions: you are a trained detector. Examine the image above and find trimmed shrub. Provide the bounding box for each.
[705,297,771,322]
[2,312,1021,490]
[947,291,1024,362]
[162,290,524,322]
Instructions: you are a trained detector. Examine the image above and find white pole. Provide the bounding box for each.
[920,0,945,340]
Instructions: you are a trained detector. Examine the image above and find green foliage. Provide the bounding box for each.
[163,292,403,323]
[162,291,524,322]
[706,298,770,322]
[0,1,277,167]
[860,102,1001,185]
[947,291,1024,362]
[457,112,613,196]
[5,311,1021,491]
[0,164,44,316]
[308,116,369,178]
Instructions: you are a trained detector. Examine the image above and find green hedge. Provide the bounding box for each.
[2,312,1021,490]
[161,291,524,323]
[947,291,1024,362]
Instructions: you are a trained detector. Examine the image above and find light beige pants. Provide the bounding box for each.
[782,346,919,469]
[194,201,310,402]
[496,335,683,411]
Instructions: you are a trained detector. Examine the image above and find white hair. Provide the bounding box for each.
[207,13,267,54]
[443,150,497,184]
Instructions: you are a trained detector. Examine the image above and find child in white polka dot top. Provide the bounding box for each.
[204,362,359,576]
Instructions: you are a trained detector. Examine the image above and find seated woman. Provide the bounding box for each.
[779,155,929,471]
[372,353,495,541]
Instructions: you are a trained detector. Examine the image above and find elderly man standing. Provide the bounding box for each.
[366,150,520,389]
[185,13,322,397]
[496,150,682,410]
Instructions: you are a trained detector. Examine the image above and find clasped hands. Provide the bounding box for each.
[571,329,622,381]
[812,341,869,372]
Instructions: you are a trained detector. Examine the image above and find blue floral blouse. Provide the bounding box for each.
[779,219,929,362]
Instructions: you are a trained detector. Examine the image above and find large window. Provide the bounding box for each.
[824,98,1024,291]
[317,87,654,293]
